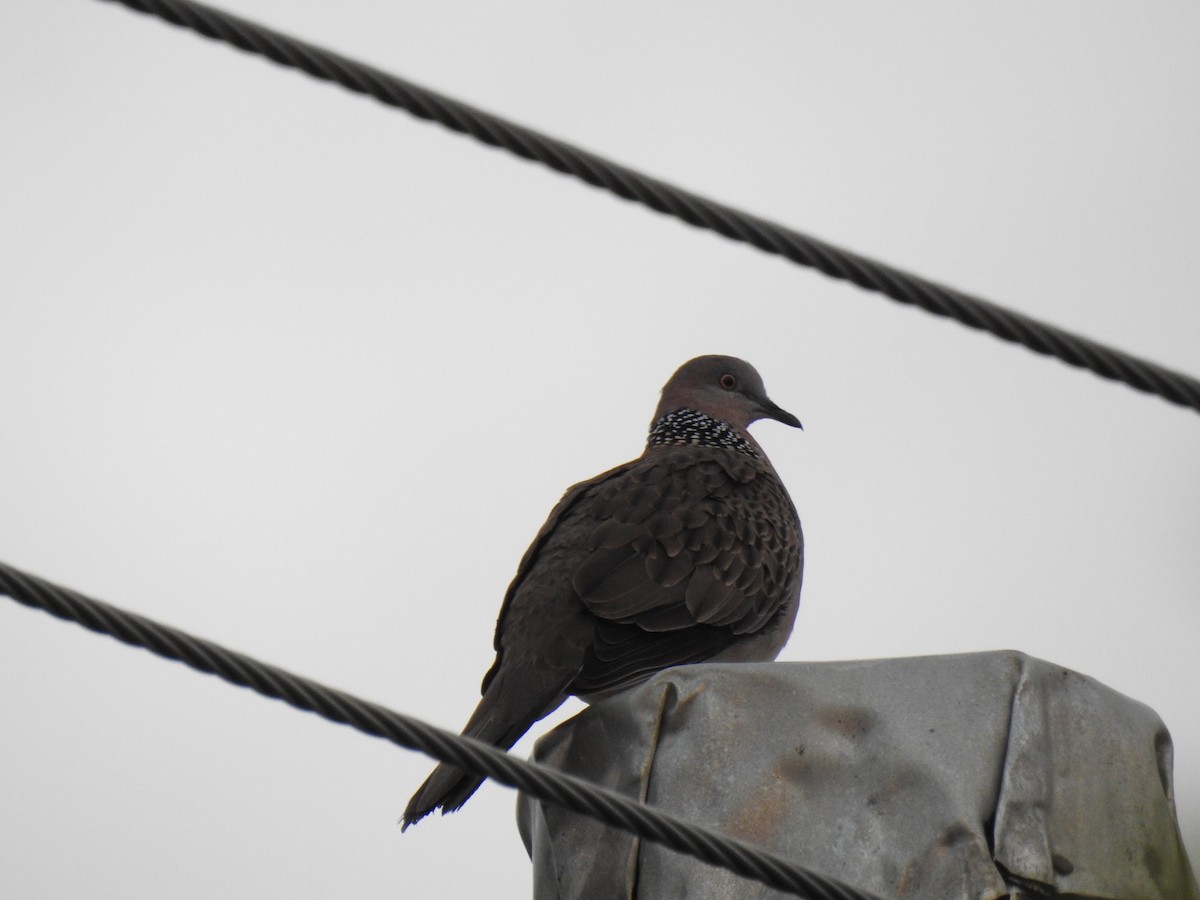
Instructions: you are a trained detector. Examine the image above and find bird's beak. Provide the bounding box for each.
[758,398,803,430]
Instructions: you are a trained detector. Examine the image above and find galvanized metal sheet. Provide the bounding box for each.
[518,651,1198,900]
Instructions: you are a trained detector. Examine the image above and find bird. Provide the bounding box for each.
[402,355,803,828]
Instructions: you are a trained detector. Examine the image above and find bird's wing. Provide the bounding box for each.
[480,459,639,695]
[569,446,802,695]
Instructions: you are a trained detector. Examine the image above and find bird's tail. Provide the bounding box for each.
[400,756,488,830]
[400,672,562,829]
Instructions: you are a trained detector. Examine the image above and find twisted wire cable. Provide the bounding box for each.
[0,560,884,900]
[91,0,1200,415]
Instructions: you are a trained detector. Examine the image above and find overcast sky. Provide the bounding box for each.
[2,2,1198,897]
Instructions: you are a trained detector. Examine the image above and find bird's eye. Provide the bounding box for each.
[719,373,737,390]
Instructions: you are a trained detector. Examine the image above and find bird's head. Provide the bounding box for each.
[653,355,802,433]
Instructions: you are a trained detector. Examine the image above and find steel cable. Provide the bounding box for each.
[0,560,884,900]
[90,0,1200,415]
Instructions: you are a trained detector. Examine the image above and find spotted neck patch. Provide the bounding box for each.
[647,408,757,457]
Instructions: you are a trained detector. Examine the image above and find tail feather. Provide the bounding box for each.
[401,670,569,828]
[401,760,485,829]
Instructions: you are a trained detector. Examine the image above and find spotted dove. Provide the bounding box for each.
[402,355,803,827]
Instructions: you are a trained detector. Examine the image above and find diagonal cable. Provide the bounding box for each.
[89,0,1200,415]
[0,560,884,900]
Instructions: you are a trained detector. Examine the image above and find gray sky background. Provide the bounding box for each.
[2,2,1198,897]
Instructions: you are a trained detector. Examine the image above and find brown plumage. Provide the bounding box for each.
[402,355,803,827]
